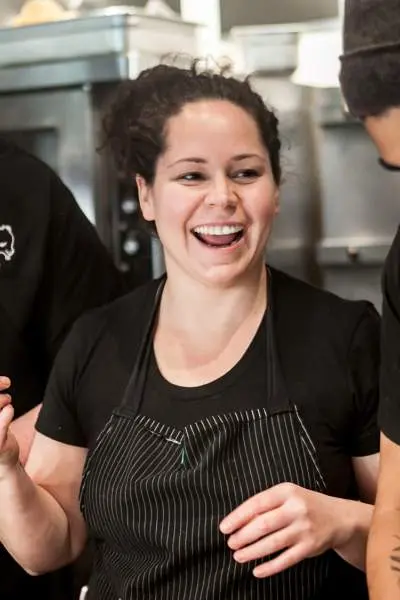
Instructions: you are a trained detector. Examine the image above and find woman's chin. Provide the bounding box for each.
[192,259,264,288]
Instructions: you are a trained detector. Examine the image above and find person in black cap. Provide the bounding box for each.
[340,1,400,598]
[0,137,128,599]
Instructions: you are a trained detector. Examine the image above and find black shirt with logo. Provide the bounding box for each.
[0,138,127,418]
[0,138,127,599]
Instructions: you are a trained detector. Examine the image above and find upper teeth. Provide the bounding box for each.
[193,225,243,235]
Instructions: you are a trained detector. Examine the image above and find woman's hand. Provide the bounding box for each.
[0,377,20,475]
[219,482,358,578]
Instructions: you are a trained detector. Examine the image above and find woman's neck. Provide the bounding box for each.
[158,264,267,344]
[153,263,268,386]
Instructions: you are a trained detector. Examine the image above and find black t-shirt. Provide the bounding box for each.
[37,268,380,599]
[379,226,400,442]
[37,268,380,500]
[0,138,127,418]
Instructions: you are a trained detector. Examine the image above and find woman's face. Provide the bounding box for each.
[137,99,279,287]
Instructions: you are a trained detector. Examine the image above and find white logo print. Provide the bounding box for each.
[0,225,15,263]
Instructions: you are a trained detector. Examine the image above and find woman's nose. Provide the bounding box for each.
[205,177,238,208]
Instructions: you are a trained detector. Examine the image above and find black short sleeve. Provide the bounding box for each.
[346,305,381,456]
[379,227,400,443]
[36,311,106,447]
[36,282,160,450]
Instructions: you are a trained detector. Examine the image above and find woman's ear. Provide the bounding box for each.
[136,175,155,222]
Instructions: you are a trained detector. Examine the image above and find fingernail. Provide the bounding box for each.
[0,377,10,384]
[220,522,232,534]
[233,552,245,563]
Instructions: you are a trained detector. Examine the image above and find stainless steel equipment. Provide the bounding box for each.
[313,87,400,309]
[0,9,197,67]
[0,11,198,283]
[252,75,320,284]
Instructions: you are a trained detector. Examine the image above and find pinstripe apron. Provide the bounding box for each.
[80,277,333,599]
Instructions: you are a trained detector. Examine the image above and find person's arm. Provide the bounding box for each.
[367,223,400,598]
[0,392,87,575]
[331,452,379,570]
[0,307,100,574]
[219,453,378,578]
[0,376,41,466]
[367,433,400,600]
[9,404,42,465]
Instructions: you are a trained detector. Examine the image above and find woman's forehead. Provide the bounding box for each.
[162,100,265,157]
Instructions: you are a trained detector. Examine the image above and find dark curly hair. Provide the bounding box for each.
[339,0,400,117]
[103,60,281,186]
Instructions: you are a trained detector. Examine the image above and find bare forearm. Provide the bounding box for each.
[333,500,373,571]
[367,508,400,600]
[0,462,74,574]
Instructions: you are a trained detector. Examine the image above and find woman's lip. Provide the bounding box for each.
[201,236,245,252]
[191,229,245,251]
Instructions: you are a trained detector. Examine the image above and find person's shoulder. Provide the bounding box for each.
[74,277,161,337]
[270,266,378,335]
[100,277,160,317]
[55,278,161,366]
[383,226,400,294]
[385,226,400,264]
[0,138,63,218]
[0,137,53,186]
[271,266,368,311]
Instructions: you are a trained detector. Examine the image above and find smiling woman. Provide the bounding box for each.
[134,97,279,287]
[0,60,380,600]
[104,65,280,288]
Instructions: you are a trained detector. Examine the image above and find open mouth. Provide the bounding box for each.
[191,225,245,248]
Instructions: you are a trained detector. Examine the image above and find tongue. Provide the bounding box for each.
[197,233,238,246]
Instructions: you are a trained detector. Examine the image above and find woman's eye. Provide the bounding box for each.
[233,169,260,180]
[178,172,205,182]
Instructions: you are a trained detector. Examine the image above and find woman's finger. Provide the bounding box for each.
[220,484,291,534]
[252,541,311,578]
[0,403,14,447]
[233,525,297,563]
[0,377,11,392]
[227,506,290,551]
[0,394,12,410]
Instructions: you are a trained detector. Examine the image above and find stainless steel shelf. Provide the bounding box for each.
[0,52,161,92]
[317,241,392,266]
[0,11,198,68]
